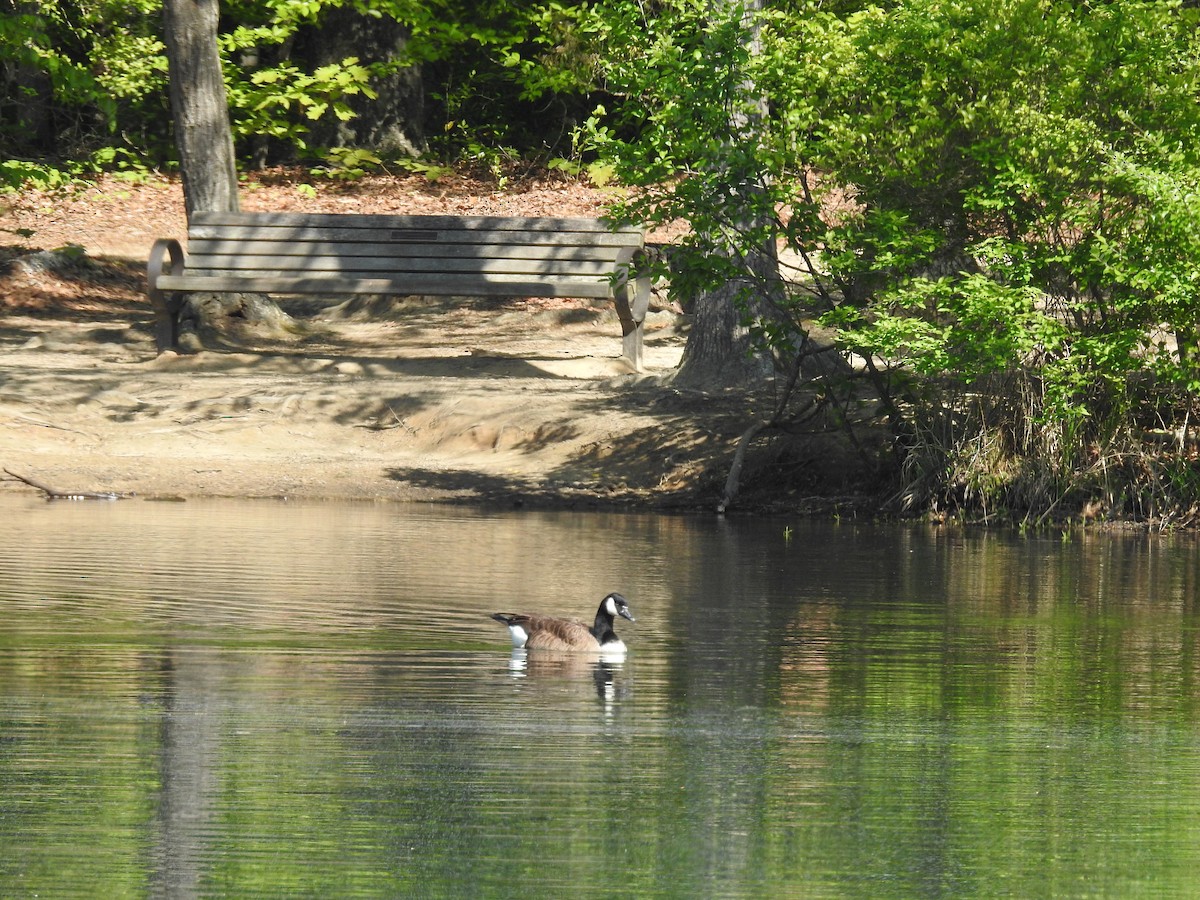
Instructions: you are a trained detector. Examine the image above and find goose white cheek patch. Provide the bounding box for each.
[508,624,529,648]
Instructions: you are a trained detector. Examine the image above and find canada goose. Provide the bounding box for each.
[491,592,635,652]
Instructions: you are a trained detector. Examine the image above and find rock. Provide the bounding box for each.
[12,245,93,277]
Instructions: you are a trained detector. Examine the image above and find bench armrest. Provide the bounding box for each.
[147,238,186,352]
[612,247,653,371]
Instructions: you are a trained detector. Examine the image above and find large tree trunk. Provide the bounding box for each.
[162,0,239,219]
[670,0,784,390]
[301,7,426,157]
[159,0,296,354]
[671,247,779,389]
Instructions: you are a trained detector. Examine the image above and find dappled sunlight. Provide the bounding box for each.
[0,189,858,513]
[0,245,722,505]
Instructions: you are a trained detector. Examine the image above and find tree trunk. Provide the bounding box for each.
[162,0,239,219]
[670,0,784,390]
[301,7,426,157]
[3,4,55,156]
[671,251,779,389]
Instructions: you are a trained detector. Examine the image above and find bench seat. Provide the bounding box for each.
[147,211,652,369]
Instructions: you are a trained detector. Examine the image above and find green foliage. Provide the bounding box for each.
[418,1,609,159]
[309,146,385,180]
[594,0,1200,520]
[0,0,613,179]
[0,0,168,165]
[224,53,380,154]
[392,157,455,182]
[0,160,75,193]
[596,0,814,309]
[810,0,1200,516]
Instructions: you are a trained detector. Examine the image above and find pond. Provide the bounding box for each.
[1,496,1199,897]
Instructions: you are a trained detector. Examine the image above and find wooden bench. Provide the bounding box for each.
[147,211,652,369]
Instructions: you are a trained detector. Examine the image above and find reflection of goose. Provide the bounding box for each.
[511,649,623,678]
[490,592,635,653]
[506,650,628,705]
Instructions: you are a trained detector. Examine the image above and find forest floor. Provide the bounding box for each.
[0,168,879,513]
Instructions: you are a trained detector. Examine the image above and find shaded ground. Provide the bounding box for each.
[0,170,879,511]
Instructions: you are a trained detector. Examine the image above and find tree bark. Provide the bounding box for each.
[4,3,55,155]
[162,0,239,219]
[301,7,426,157]
[670,0,783,390]
[671,256,778,389]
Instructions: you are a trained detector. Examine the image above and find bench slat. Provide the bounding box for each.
[192,210,638,234]
[185,254,621,278]
[187,223,643,248]
[185,239,627,262]
[155,274,617,299]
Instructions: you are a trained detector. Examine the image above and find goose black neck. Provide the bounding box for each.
[591,607,617,643]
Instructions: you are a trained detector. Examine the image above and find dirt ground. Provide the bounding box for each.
[0,170,867,511]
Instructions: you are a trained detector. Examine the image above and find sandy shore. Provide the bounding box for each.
[1,172,865,512]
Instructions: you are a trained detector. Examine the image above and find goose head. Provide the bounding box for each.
[601,592,636,624]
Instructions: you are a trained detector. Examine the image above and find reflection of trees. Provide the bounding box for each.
[644,521,1200,893]
[150,649,222,899]
[8,506,1200,895]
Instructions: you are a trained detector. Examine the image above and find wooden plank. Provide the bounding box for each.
[191,210,641,235]
[155,274,617,299]
[184,254,622,278]
[185,239,628,263]
[187,223,643,248]
[193,270,617,291]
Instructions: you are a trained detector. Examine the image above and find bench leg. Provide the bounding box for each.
[614,273,652,372]
[622,320,644,372]
[151,296,182,352]
[147,238,185,352]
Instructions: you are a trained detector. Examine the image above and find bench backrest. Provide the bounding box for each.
[184,211,644,299]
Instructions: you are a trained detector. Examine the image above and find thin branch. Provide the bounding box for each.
[4,468,130,500]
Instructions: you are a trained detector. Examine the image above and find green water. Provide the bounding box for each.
[1,498,1198,897]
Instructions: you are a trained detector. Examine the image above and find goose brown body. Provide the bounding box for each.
[498,615,602,651]
[491,592,634,652]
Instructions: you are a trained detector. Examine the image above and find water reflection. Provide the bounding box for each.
[2,497,1200,896]
[152,648,222,900]
[506,650,630,713]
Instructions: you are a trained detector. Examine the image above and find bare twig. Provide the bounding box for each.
[12,415,94,438]
[3,468,131,500]
[718,420,771,514]
[717,339,814,513]
[353,404,416,433]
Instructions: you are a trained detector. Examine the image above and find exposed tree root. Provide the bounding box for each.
[4,468,132,500]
